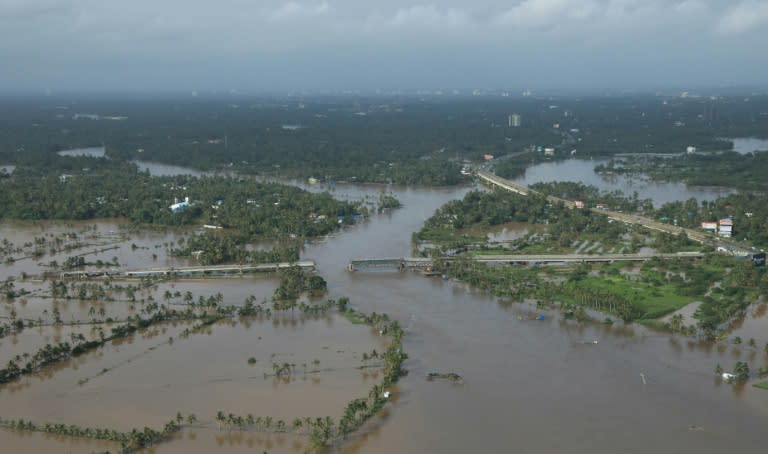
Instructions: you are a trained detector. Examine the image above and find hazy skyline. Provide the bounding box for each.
[2,0,767,93]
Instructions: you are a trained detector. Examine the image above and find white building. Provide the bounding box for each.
[718,218,733,237]
[170,197,190,213]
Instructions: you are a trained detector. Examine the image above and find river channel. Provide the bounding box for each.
[134,160,768,452]
[1,159,766,453]
[300,185,768,454]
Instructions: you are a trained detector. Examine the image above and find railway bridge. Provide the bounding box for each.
[59,260,316,279]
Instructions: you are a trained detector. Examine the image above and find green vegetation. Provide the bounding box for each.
[416,188,764,336]
[560,271,693,320]
[530,181,653,213]
[3,95,768,186]
[0,158,361,266]
[0,163,358,230]
[598,150,768,192]
[433,246,764,333]
[755,381,768,390]
[377,190,402,211]
[651,192,768,249]
[272,266,327,310]
[493,155,534,179]
[733,361,751,381]
[415,188,644,256]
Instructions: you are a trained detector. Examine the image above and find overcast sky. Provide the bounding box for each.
[1,0,767,93]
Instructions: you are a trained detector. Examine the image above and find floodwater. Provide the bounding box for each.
[0,317,383,433]
[0,324,99,365]
[57,146,106,158]
[154,427,311,453]
[728,137,768,154]
[0,428,119,454]
[133,160,208,177]
[299,184,768,454]
[1,163,767,453]
[512,159,735,206]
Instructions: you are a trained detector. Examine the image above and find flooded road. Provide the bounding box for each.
[1,164,766,453]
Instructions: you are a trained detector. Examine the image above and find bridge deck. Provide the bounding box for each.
[348,253,702,271]
[60,261,316,279]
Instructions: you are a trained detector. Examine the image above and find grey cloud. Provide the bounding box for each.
[388,4,470,28]
[0,0,764,92]
[266,1,331,22]
[718,0,768,35]
[0,0,73,20]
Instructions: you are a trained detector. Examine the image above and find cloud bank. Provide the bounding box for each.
[0,0,764,91]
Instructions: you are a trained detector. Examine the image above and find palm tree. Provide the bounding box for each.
[734,361,750,380]
[669,314,683,332]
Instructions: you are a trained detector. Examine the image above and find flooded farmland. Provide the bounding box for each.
[0,317,383,431]
[1,165,767,453]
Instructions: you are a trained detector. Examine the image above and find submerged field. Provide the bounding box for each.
[0,316,383,431]
[0,219,399,452]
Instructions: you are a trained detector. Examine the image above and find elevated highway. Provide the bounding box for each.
[476,170,712,244]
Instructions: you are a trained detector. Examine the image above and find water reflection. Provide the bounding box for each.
[512,159,734,206]
[727,137,768,154]
[57,147,106,158]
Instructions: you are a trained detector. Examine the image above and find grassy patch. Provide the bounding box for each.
[754,381,768,390]
[341,310,369,325]
[637,319,667,331]
[470,248,514,256]
[576,275,694,319]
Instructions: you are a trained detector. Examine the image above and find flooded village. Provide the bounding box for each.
[2,0,768,448]
[0,150,766,453]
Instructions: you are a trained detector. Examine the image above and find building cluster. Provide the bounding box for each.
[701,218,733,237]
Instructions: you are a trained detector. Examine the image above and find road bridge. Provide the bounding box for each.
[348,253,703,271]
[348,257,434,272]
[59,261,316,279]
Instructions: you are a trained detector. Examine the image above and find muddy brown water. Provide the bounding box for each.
[300,184,768,454]
[0,169,767,452]
[0,316,383,433]
[0,427,120,453]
